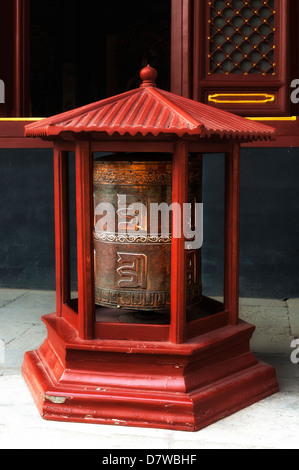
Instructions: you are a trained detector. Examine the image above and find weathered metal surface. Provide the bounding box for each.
[93,154,202,311]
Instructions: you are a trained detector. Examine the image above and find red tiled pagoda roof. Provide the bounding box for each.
[25,65,276,142]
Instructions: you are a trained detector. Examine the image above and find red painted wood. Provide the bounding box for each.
[242,135,299,148]
[22,313,278,431]
[62,303,78,330]
[24,82,275,142]
[192,0,204,103]
[224,142,240,325]
[170,140,188,344]
[0,121,46,136]
[242,118,299,148]
[13,0,30,117]
[28,313,254,356]
[53,141,75,152]
[290,0,299,117]
[186,311,228,340]
[93,297,229,342]
[188,0,291,117]
[171,0,192,98]
[53,145,70,318]
[14,0,21,116]
[0,137,53,148]
[2,119,298,150]
[0,121,53,148]
[75,140,94,340]
[94,322,169,343]
[22,65,280,431]
[91,140,174,153]
[170,0,182,95]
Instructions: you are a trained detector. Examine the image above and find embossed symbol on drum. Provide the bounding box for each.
[117,252,147,289]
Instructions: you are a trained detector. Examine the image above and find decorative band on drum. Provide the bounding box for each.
[93,168,201,185]
[93,169,172,185]
[95,287,171,309]
[93,232,172,244]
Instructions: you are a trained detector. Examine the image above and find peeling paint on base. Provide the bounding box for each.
[45,394,67,404]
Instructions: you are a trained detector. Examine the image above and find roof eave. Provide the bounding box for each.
[25,124,276,142]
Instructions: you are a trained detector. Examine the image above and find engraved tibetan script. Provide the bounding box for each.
[117,252,147,289]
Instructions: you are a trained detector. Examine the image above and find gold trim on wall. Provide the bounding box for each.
[246,116,297,121]
[208,93,275,104]
[0,118,45,121]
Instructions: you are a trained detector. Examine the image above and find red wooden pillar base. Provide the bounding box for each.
[22,313,278,431]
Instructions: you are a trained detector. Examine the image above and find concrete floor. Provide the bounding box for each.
[0,288,299,449]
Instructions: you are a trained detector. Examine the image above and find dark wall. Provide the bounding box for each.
[0,147,298,299]
[0,149,55,289]
[202,147,299,299]
[30,0,171,116]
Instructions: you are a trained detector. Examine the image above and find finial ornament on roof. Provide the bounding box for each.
[140,64,157,87]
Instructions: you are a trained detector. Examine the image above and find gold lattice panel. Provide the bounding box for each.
[208,0,276,75]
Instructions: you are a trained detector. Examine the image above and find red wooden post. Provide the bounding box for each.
[169,140,188,343]
[13,0,29,116]
[14,0,21,116]
[171,0,192,98]
[224,142,240,325]
[75,140,94,340]
[53,144,70,317]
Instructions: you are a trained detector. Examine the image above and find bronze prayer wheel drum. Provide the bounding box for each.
[93,153,202,312]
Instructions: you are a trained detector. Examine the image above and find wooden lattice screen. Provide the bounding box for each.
[209,0,276,75]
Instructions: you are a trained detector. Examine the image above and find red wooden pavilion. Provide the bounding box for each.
[22,65,279,431]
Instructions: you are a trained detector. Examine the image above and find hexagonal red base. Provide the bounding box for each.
[22,314,279,431]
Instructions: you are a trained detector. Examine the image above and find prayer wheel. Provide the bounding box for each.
[93,154,202,312]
